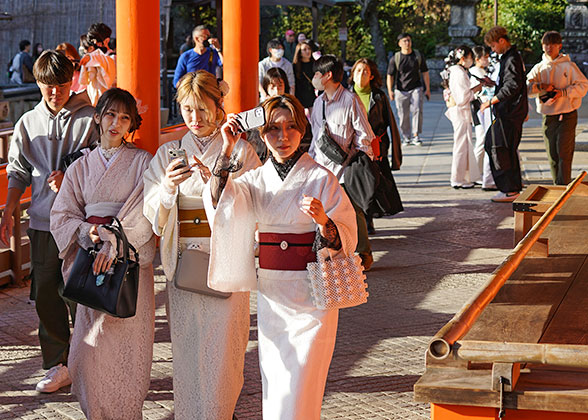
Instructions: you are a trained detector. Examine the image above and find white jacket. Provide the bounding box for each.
[526,53,588,115]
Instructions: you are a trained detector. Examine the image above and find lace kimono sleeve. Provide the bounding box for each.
[210,153,243,206]
[313,218,342,252]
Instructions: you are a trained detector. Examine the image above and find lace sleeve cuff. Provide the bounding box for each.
[160,184,177,210]
[210,153,243,205]
[76,223,94,250]
[313,218,342,252]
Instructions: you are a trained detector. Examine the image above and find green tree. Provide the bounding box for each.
[477,0,567,62]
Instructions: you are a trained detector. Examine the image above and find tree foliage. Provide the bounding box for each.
[476,0,567,62]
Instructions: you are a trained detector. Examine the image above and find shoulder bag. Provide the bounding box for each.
[315,99,349,165]
[63,217,140,318]
[172,137,231,298]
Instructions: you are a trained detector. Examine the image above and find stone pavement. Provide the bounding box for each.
[1,94,587,420]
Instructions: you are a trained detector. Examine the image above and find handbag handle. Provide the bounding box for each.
[100,218,139,264]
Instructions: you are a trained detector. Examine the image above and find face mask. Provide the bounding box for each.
[272,49,284,59]
[312,74,325,91]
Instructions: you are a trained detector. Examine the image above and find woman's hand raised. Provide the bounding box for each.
[220,114,243,158]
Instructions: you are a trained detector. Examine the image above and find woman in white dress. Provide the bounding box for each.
[51,87,155,419]
[143,70,261,420]
[445,45,482,188]
[204,94,357,419]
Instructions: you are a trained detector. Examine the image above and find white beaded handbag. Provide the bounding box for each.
[307,253,369,310]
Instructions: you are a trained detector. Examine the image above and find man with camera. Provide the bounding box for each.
[527,31,588,185]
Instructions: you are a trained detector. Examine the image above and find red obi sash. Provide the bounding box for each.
[86,216,114,225]
[258,232,316,271]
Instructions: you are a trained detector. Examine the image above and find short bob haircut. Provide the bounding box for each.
[313,54,344,84]
[176,70,226,126]
[33,50,74,85]
[484,26,509,45]
[262,67,291,96]
[542,31,562,45]
[95,87,143,138]
[349,58,383,89]
[259,94,307,137]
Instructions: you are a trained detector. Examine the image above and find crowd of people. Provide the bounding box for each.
[441,27,588,202]
[1,20,587,420]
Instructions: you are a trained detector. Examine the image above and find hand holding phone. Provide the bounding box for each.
[233,106,266,134]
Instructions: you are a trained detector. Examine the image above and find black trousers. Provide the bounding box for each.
[488,117,523,193]
[27,229,76,369]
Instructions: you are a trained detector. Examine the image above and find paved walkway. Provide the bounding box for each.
[1,94,587,419]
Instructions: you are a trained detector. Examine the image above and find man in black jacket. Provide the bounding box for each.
[480,26,528,202]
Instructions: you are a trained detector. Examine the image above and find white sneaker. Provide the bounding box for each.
[410,136,422,146]
[402,136,411,145]
[491,191,520,203]
[35,364,72,393]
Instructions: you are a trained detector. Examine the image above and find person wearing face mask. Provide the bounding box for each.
[348,58,403,233]
[309,55,375,271]
[258,38,295,98]
[144,70,261,420]
[444,46,482,189]
[173,25,223,88]
[293,40,317,115]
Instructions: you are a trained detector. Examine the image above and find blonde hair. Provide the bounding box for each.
[175,70,226,124]
[259,94,307,136]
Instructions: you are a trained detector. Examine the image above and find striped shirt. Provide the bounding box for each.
[309,83,374,181]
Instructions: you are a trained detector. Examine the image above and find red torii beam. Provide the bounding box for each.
[116,0,259,155]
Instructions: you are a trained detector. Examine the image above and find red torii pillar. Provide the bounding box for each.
[115,0,259,154]
[116,0,161,155]
[223,0,259,114]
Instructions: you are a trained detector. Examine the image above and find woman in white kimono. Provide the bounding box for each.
[50,87,155,419]
[445,45,482,189]
[469,46,497,190]
[143,70,261,420]
[204,94,358,420]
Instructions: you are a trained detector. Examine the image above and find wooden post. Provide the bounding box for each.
[222,0,259,114]
[116,0,161,154]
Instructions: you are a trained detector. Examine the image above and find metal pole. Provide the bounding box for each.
[494,0,498,26]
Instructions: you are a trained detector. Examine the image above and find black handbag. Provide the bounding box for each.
[61,145,97,171]
[484,110,511,172]
[315,100,349,165]
[63,217,140,318]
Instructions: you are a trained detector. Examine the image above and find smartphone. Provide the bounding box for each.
[235,106,266,133]
[168,148,188,168]
[540,90,556,103]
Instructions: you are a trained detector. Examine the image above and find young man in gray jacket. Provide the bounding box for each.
[0,50,97,393]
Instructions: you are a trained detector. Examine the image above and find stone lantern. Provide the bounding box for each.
[448,0,481,46]
[562,0,588,74]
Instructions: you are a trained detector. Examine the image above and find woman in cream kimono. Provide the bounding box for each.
[143,70,261,420]
[445,45,482,189]
[204,94,357,420]
[50,88,155,419]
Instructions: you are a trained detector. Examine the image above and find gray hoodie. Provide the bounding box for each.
[7,91,98,231]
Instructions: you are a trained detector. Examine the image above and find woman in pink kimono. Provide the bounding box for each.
[204,94,357,419]
[143,70,261,419]
[50,88,155,419]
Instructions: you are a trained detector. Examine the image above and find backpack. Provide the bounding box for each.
[393,49,423,90]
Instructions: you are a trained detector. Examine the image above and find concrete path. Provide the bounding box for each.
[1,94,587,419]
